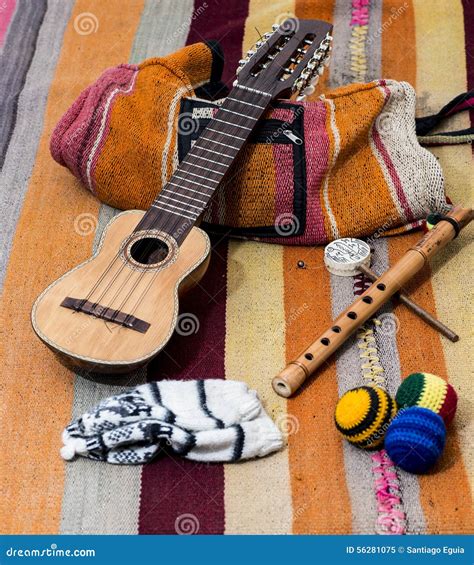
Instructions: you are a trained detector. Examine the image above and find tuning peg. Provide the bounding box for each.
[302,85,315,96]
[300,70,311,81]
[246,49,255,57]
[310,75,319,86]
[272,24,279,31]
[238,59,247,65]
[264,32,272,38]
[255,41,263,48]
[294,77,305,92]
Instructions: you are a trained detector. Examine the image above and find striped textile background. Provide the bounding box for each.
[0,0,472,534]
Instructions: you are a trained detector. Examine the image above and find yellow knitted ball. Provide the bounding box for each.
[334,386,397,449]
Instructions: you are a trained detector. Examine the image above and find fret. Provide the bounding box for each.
[213,118,252,130]
[180,162,220,174]
[226,96,266,109]
[220,108,258,120]
[199,138,239,151]
[153,201,198,217]
[159,193,203,210]
[137,87,272,241]
[234,84,272,97]
[161,189,207,205]
[193,146,233,159]
[173,174,217,188]
[185,154,229,167]
[206,128,246,141]
[167,180,212,194]
[151,203,197,220]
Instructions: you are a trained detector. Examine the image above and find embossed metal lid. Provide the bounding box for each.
[324,238,371,276]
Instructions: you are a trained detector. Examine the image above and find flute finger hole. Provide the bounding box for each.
[377,283,386,291]
[305,353,314,361]
[347,311,357,320]
[362,296,373,304]
[332,326,341,333]
[321,338,330,346]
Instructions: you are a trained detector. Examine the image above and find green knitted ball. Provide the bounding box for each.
[396,372,458,425]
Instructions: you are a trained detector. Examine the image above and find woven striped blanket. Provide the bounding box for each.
[0,0,472,535]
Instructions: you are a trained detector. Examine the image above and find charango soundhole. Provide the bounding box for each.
[122,230,178,271]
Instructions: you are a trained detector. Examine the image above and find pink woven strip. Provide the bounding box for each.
[269,101,329,244]
[50,64,139,190]
[371,125,415,224]
[0,0,16,47]
[369,84,415,224]
[371,450,407,535]
[351,0,370,26]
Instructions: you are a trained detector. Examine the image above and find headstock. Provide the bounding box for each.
[235,18,333,101]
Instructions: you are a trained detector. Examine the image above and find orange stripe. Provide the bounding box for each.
[327,86,401,236]
[289,2,352,534]
[389,234,473,533]
[295,0,335,94]
[0,0,144,533]
[381,0,416,86]
[284,246,352,533]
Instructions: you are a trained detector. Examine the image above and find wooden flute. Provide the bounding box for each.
[272,205,473,398]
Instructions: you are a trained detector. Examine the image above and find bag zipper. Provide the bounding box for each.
[282,129,303,145]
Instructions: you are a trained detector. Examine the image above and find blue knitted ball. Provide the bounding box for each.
[384,407,446,474]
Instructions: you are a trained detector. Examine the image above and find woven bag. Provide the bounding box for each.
[50,43,451,245]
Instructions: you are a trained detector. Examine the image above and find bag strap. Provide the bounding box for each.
[416,90,474,146]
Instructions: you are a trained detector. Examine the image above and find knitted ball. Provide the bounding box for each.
[425,213,439,231]
[396,372,457,425]
[385,407,446,474]
[334,386,397,449]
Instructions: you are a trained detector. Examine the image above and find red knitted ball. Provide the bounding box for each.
[396,372,458,425]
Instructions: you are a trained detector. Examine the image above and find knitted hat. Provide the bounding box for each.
[61,379,283,465]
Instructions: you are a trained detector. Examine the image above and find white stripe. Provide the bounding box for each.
[162,85,193,186]
[86,70,139,192]
[369,85,407,222]
[323,99,340,239]
[151,205,195,220]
